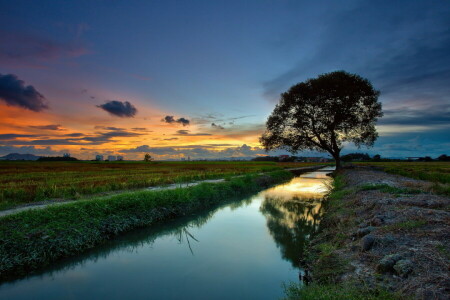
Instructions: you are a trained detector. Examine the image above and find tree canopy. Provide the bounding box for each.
[260,71,383,169]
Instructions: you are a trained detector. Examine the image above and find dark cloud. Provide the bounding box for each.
[120,145,152,153]
[64,133,84,137]
[131,127,148,131]
[97,100,137,118]
[0,145,60,156]
[29,124,63,130]
[94,126,126,131]
[262,1,450,126]
[380,104,450,126]
[163,138,178,141]
[174,130,211,136]
[0,133,37,140]
[1,129,143,146]
[0,30,89,67]
[211,123,225,129]
[162,115,190,126]
[0,73,48,112]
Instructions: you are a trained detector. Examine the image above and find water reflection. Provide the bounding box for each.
[0,168,332,300]
[259,171,331,268]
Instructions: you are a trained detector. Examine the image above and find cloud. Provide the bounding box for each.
[0,29,89,68]
[162,115,190,126]
[0,145,60,156]
[163,138,178,141]
[119,144,270,159]
[211,123,225,129]
[94,126,126,131]
[97,100,137,118]
[29,124,63,130]
[174,130,211,136]
[1,128,143,146]
[0,134,37,140]
[0,73,48,112]
[379,104,450,126]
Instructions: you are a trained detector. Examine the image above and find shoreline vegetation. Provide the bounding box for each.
[0,170,293,280]
[286,165,450,300]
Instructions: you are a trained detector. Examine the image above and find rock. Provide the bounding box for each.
[393,259,413,277]
[371,215,384,226]
[356,226,375,237]
[361,234,376,251]
[376,254,403,273]
[379,234,396,245]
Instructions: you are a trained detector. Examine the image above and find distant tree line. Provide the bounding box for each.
[252,153,450,163]
[37,156,78,162]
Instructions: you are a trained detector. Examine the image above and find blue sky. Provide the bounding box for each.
[0,0,449,159]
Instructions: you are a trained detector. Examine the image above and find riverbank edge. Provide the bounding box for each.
[284,171,405,300]
[0,170,293,280]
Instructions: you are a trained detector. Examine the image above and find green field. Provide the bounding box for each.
[0,161,320,210]
[356,161,450,195]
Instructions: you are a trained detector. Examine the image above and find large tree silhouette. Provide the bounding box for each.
[261,71,383,169]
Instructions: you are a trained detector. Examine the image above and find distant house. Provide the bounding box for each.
[117,156,124,161]
[279,155,290,161]
[95,155,104,161]
[108,155,116,161]
[63,153,71,158]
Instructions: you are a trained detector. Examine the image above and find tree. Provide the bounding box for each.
[260,71,383,170]
[144,153,152,162]
[438,154,450,161]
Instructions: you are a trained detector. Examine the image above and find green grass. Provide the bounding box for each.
[0,161,321,210]
[383,220,427,231]
[358,184,422,195]
[0,170,293,279]
[283,282,404,300]
[357,161,450,196]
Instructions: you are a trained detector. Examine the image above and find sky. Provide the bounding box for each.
[0,0,449,160]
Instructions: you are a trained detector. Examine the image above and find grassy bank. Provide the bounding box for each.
[284,174,404,300]
[0,170,293,280]
[357,161,450,196]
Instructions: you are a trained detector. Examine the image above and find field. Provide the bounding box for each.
[356,161,450,195]
[0,161,321,210]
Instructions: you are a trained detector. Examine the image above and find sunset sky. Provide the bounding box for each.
[1,0,449,160]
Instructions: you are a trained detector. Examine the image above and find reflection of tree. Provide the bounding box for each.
[260,195,324,268]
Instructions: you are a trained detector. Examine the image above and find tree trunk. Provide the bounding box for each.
[332,152,342,170]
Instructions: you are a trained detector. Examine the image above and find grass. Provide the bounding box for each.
[357,161,450,196]
[383,220,427,231]
[0,161,320,210]
[358,184,422,195]
[291,174,404,299]
[0,170,293,279]
[283,282,404,300]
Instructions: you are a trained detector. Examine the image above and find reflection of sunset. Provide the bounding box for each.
[262,176,331,201]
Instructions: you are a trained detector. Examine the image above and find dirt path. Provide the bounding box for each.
[308,167,450,299]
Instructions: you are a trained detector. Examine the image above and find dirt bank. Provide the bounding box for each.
[306,167,449,299]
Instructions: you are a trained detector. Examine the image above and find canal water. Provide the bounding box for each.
[0,167,333,300]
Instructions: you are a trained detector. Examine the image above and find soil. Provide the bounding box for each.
[313,167,450,299]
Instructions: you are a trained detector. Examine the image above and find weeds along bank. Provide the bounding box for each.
[285,167,449,300]
[0,170,293,280]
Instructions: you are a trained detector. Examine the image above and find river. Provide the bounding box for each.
[0,167,333,300]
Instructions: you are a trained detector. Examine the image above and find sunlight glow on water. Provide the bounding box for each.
[0,168,333,300]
